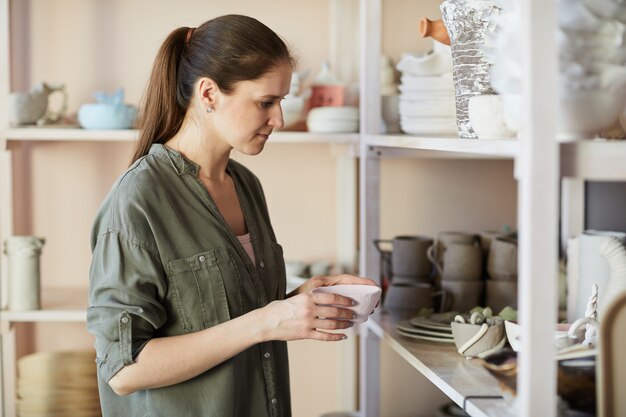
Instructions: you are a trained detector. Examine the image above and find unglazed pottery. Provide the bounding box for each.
[4,236,45,310]
[312,284,381,323]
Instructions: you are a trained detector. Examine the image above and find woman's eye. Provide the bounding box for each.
[260,101,274,109]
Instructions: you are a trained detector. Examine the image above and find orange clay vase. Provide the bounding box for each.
[419,17,451,45]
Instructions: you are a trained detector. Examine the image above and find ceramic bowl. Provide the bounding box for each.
[481,349,518,396]
[468,95,516,140]
[78,103,137,129]
[502,84,626,139]
[504,320,569,352]
[450,321,507,358]
[307,106,359,133]
[557,356,597,413]
[312,284,381,323]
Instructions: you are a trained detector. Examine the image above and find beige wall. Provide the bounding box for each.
[8,1,519,416]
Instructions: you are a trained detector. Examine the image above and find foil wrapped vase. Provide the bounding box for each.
[440,0,501,138]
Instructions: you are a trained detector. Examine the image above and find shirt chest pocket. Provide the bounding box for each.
[167,248,244,332]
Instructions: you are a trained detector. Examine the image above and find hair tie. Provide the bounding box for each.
[185,27,195,46]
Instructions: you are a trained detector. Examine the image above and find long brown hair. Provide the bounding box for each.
[131,14,295,164]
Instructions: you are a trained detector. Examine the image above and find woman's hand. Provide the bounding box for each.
[288,273,377,297]
[259,290,357,342]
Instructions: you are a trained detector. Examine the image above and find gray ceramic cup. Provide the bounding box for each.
[435,243,483,281]
[487,236,518,280]
[441,279,485,312]
[486,279,518,312]
[383,283,445,314]
[376,235,434,279]
[427,232,481,270]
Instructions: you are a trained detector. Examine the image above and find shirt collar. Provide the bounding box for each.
[149,143,200,177]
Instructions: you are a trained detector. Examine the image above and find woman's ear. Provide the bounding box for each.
[196,77,218,111]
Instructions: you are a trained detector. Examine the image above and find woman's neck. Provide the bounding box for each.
[166,117,231,182]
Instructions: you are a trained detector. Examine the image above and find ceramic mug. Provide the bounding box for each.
[433,243,483,281]
[486,279,518,312]
[441,279,485,312]
[383,283,446,314]
[375,235,434,279]
[487,236,518,280]
[427,231,481,265]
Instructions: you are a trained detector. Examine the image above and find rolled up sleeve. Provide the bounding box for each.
[87,230,167,383]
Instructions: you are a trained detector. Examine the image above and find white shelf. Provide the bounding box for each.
[561,139,626,180]
[0,287,87,323]
[2,127,359,144]
[365,134,518,159]
[367,309,505,417]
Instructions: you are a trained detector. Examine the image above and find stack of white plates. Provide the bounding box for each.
[17,351,101,417]
[396,317,455,344]
[307,106,359,133]
[396,41,457,135]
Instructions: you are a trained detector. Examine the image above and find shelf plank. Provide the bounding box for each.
[0,287,87,323]
[2,127,359,144]
[365,134,518,159]
[367,309,506,417]
[561,139,626,180]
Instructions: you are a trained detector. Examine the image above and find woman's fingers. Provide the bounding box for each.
[315,305,355,321]
[314,318,353,330]
[312,291,354,307]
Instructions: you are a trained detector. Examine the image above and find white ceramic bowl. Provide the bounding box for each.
[504,320,569,352]
[311,284,381,323]
[468,95,516,139]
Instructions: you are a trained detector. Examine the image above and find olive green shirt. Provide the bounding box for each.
[87,144,291,417]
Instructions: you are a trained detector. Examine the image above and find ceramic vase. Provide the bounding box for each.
[4,236,45,310]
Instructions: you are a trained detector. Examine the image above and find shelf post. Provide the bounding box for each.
[358,0,382,416]
[518,0,559,415]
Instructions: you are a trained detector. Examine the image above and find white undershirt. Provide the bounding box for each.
[236,233,256,265]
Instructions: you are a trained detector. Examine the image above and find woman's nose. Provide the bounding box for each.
[268,105,284,129]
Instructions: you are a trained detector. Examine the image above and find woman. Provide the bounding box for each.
[87,14,375,417]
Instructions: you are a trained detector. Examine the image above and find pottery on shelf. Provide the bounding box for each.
[450,318,506,358]
[3,236,45,311]
[78,88,137,130]
[419,17,451,46]
[8,82,68,127]
[311,284,381,323]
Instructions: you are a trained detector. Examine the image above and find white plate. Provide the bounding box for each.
[400,117,458,135]
[397,329,456,343]
[399,99,456,118]
[396,320,453,337]
[409,316,453,331]
[399,73,454,92]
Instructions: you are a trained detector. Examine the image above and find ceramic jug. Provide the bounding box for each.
[8,82,67,126]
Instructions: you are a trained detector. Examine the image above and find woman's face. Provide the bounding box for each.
[211,62,292,155]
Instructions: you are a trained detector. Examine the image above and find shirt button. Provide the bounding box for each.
[259,261,265,268]
[271,398,277,405]
[121,317,129,324]
[264,352,271,359]
[199,255,206,262]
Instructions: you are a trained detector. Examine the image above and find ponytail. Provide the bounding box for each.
[131,27,189,165]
